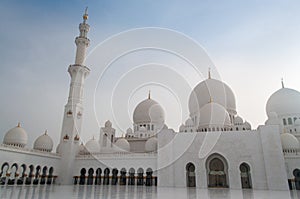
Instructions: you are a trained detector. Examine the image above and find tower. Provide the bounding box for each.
[58,8,90,184]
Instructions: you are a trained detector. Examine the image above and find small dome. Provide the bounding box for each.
[266,87,300,117]
[3,123,28,147]
[78,143,87,155]
[105,120,112,128]
[179,124,185,132]
[126,128,133,134]
[281,133,300,150]
[115,138,130,151]
[265,112,280,125]
[33,131,53,152]
[145,137,158,152]
[189,78,236,118]
[295,119,300,126]
[244,121,251,129]
[133,98,165,124]
[199,102,231,128]
[185,118,194,127]
[85,137,100,153]
[234,116,243,125]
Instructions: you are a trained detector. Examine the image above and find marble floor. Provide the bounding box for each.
[0,185,300,199]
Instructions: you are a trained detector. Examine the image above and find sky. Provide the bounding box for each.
[0,0,300,149]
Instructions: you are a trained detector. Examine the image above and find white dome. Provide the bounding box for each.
[33,131,53,152]
[189,78,236,118]
[105,120,112,128]
[244,121,251,129]
[185,118,194,127]
[85,138,100,153]
[133,98,165,124]
[234,116,243,125]
[126,128,133,134]
[199,102,231,128]
[115,138,130,151]
[295,119,300,126]
[266,87,300,117]
[3,124,28,147]
[78,143,87,155]
[179,124,185,132]
[281,133,300,150]
[145,137,158,152]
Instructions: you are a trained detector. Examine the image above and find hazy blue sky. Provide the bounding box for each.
[1,0,300,148]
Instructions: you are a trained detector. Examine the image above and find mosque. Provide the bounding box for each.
[1,10,300,191]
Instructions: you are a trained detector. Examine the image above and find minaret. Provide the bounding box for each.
[60,8,90,142]
[58,8,90,185]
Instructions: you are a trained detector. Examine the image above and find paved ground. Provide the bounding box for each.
[1,185,300,199]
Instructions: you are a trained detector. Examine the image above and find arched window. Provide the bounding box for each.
[186,163,196,187]
[288,118,293,125]
[283,118,287,125]
[240,163,252,189]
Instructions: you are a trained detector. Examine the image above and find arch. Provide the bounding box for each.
[137,168,144,185]
[128,168,135,185]
[95,168,102,185]
[40,166,48,185]
[0,162,9,185]
[87,168,94,185]
[240,162,252,189]
[103,168,110,185]
[146,168,153,186]
[7,163,18,185]
[206,153,229,188]
[79,168,86,185]
[120,168,127,185]
[17,164,26,185]
[33,165,41,185]
[25,165,34,185]
[186,162,196,187]
[47,167,54,184]
[293,169,300,190]
[111,168,118,185]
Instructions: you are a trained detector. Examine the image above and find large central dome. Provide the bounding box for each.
[189,78,236,117]
[133,97,165,124]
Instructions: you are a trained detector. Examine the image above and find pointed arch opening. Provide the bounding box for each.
[206,153,229,188]
[186,162,196,187]
[240,163,252,189]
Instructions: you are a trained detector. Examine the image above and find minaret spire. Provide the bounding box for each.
[281,78,284,88]
[75,8,90,65]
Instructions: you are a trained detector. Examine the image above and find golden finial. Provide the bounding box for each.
[208,67,211,79]
[281,78,284,88]
[83,7,88,21]
[17,122,20,127]
[148,90,151,99]
[44,130,48,135]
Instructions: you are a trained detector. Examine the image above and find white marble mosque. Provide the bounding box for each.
[1,9,300,192]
